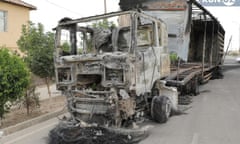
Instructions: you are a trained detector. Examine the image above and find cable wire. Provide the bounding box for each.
[44,0,83,17]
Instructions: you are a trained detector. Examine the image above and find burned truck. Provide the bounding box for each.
[54,10,179,127]
[53,0,225,129]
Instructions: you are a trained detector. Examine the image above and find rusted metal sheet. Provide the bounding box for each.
[145,10,190,61]
[119,0,187,11]
[119,0,225,66]
[142,0,187,10]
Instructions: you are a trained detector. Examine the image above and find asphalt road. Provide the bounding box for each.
[140,62,240,144]
[1,117,59,144]
[1,57,240,144]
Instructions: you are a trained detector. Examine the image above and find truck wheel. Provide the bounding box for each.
[151,96,171,123]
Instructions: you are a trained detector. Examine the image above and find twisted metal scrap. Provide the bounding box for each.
[48,121,149,144]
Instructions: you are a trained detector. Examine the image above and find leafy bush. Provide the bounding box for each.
[170,52,178,65]
[0,47,30,118]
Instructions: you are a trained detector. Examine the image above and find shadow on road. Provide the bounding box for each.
[222,64,240,72]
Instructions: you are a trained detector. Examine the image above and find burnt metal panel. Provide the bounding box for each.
[145,9,190,61]
[119,0,225,63]
[119,0,187,11]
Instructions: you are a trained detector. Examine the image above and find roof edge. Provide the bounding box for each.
[2,0,37,10]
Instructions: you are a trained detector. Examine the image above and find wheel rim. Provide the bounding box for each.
[165,100,171,118]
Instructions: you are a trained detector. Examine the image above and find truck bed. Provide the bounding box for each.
[165,63,213,86]
[163,63,216,105]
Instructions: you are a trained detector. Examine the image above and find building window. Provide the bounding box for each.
[0,10,7,32]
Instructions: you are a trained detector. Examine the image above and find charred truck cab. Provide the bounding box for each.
[54,10,178,127]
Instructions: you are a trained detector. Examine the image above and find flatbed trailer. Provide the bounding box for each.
[164,63,211,104]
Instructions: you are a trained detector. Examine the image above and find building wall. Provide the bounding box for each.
[0,1,29,51]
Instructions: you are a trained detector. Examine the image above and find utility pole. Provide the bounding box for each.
[104,0,107,14]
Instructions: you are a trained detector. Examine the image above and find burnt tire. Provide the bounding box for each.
[151,96,171,123]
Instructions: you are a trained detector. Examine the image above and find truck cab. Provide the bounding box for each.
[54,10,178,127]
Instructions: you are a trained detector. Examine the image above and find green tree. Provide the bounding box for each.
[17,22,45,54]
[17,22,55,99]
[0,48,30,119]
[92,19,116,29]
[61,42,71,53]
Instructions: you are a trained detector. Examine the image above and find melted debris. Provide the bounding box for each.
[48,122,148,144]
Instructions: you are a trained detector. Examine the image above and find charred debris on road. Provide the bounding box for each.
[48,119,149,144]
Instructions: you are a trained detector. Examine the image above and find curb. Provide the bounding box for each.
[2,109,67,136]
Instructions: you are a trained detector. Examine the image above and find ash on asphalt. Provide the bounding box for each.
[48,122,148,144]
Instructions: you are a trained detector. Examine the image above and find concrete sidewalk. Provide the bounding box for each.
[35,84,61,100]
[0,84,65,137]
[2,109,67,136]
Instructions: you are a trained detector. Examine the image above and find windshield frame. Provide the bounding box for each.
[54,11,164,57]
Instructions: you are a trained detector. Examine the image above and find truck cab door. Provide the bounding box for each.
[134,20,162,95]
